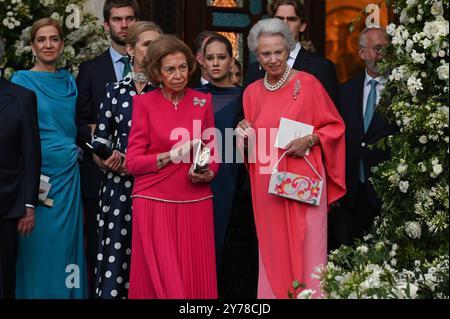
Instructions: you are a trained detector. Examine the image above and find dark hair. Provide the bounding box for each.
[144,35,197,84]
[233,59,241,71]
[103,0,140,22]
[203,34,233,58]
[31,18,63,42]
[267,0,307,23]
[193,31,218,55]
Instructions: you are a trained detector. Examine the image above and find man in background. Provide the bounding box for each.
[244,0,340,108]
[329,27,398,250]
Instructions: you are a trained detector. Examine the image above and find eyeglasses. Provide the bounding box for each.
[360,45,386,54]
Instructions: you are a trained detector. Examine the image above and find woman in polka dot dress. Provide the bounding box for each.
[91,22,162,299]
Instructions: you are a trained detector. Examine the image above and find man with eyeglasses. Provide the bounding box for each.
[75,0,139,299]
[243,0,340,108]
[329,27,398,250]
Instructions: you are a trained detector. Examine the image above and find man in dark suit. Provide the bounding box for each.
[244,0,340,108]
[329,27,398,250]
[76,0,139,297]
[0,38,41,299]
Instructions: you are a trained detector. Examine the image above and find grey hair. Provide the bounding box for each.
[358,27,387,47]
[0,37,5,60]
[247,18,296,53]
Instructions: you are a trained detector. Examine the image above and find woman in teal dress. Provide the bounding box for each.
[11,18,87,299]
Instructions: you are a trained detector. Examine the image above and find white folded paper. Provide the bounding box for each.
[275,117,314,156]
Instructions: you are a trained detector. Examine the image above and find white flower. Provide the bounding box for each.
[423,19,449,41]
[356,245,369,254]
[397,162,408,174]
[63,45,75,58]
[411,50,426,64]
[405,221,422,239]
[419,135,428,144]
[418,162,427,172]
[407,76,423,96]
[421,38,431,49]
[399,9,408,23]
[437,63,449,80]
[297,289,316,299]
[50,12,60,21]
[387,23,396,36]
[405,39,414,52]
[403,116,411,126]
[399,181,410,193]
[432,163,443,177]
[395,281,419,299]
[40,0,55,7]
[431,1,444,17]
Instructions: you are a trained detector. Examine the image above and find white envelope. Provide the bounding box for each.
[275,117,314,156]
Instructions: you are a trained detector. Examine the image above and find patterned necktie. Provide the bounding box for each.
[119,56,131,78]
[359,79,379,183]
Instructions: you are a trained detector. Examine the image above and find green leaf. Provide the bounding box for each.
[349,23,355,33]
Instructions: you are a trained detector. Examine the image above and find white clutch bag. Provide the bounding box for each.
[193,141,211,173]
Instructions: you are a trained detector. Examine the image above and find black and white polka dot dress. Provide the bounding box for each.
[92,77,154,299]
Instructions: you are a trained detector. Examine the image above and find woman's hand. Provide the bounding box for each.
[94,150,123,172]
[118,154,129,176]
[236,120,256,150]
[285,135,319,158]
[189,166,215,184]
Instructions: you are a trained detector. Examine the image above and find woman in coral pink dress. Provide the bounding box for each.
[126,35,218,299]
[237,19,346,299]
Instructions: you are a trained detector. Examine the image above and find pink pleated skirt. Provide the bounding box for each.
[128,197,218,299]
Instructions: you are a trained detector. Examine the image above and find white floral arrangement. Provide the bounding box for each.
[0,0,109,78]
[317,0,449,299]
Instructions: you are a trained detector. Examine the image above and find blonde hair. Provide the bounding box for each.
[143,35,196,84]
[30,18,63,43]
[125,21,163,47]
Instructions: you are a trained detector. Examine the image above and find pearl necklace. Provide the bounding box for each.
[263,65,291,92]
[131,71,148,84]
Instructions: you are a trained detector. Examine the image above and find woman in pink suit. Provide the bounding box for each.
[236,19,346,299]
[126,35,219,299]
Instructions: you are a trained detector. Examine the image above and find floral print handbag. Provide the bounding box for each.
[268,151,323,206]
